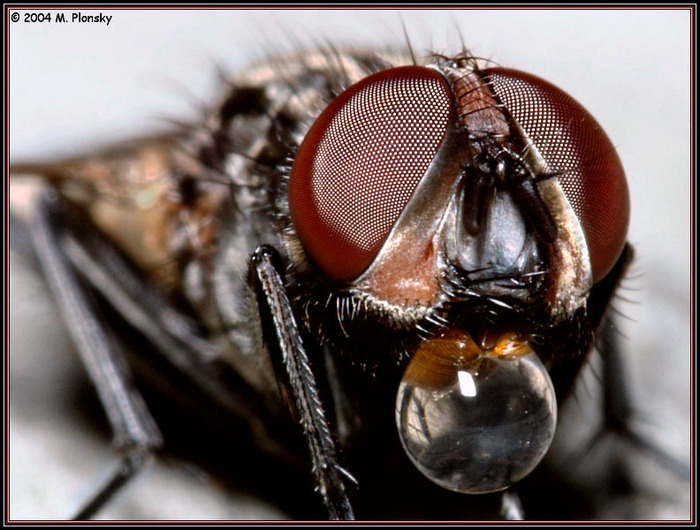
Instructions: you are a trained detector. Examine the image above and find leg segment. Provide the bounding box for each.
[250,245,355,521]
[30,190,163,519]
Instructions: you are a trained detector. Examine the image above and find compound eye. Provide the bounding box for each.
[289,66,452,282]
[483,67,630,283]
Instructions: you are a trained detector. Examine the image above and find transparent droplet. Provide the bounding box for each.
[395,330,557,494]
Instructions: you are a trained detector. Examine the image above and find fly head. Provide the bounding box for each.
[282,52,631,500]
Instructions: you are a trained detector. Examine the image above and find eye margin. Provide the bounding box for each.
[288,65,453,283]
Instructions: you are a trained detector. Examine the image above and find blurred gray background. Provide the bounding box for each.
[9,8,691,521]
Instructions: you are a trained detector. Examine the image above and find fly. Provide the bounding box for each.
[9,44,688,521]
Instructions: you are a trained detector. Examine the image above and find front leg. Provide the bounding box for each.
[249,245,355,521]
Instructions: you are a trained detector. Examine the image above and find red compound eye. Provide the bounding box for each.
[482,67,630,284]
[289,66,452,282]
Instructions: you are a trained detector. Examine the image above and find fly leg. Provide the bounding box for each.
[585,245,688,490]
[250,245,355,521]
[29,190,163,519]
[597,317,689,478]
